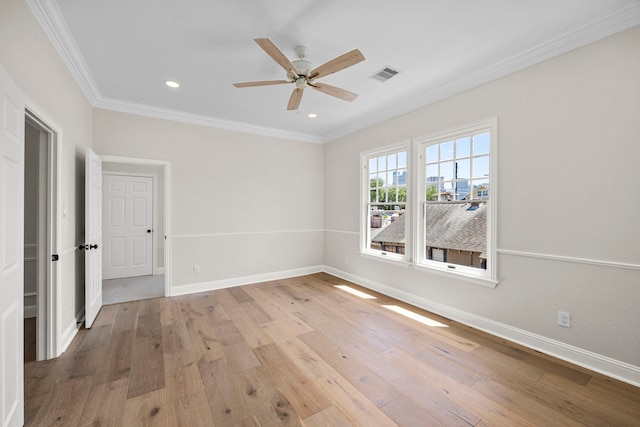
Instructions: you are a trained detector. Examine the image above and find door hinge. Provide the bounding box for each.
[52,254,59,261]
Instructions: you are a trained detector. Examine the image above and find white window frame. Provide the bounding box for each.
[360,142,411,263]
[414,118,497,286]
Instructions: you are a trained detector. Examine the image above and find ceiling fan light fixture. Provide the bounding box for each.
[295,77,307,89]
[165,80,180,88]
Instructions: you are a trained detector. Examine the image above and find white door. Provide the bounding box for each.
[84,148,102,328]
[0,65,25,427]
[102,175,153,279]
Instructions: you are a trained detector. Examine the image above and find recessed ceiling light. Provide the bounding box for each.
[307,113,317,118]
[165,80,180,88]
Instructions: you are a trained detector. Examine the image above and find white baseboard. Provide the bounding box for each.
[322,265,640,388]
[170,265,324,297]
[59,317,81,357]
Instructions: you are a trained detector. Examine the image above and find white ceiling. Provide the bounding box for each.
[30,0,640,143]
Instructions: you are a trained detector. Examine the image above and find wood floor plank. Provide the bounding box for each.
[254,343,331,419]
[235,366,304,426]
[298,330,401,408]
[267,333,400,427]
[122,388,174,426]
[127,312,165,399]
[198,356,252,425]
[95,329,135,384]
[164,351,216,426]
[301,406,355,427]
[184,311,225,363]
[78,378,128,426]
[29,376,93,427]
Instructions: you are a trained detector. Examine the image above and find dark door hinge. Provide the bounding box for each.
[52,254,59,261]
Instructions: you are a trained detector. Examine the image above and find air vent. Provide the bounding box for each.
[370,66,400,82]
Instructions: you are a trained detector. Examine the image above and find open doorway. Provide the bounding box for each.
[100,157,170,304]
[23,109,58,362]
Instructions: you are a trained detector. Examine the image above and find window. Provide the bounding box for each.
[361,145,408,259]
[359,119,497,286]
[417,119,496,281]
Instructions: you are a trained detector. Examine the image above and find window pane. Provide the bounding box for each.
[369,158,377,173]
[387,153,397,169]
[398,151,407,168]
[426,164,439,181]
[426,145,438,163]
[441,141,454,160]
[473,133,490,155]
[456,158,470,180]
[424,202,487,269]
[472,155,489,179]
[396,169,407,185]
[378,155,387,171]
[454,179,470,200]
[456,137,471,158]
[441,161,454,181]
[369,209,406,255]
[471,180,490,199]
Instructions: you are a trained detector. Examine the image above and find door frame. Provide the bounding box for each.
[24,101,60,360]
[99,155,171,296]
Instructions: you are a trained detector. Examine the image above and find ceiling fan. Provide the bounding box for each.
[233,38,365,111]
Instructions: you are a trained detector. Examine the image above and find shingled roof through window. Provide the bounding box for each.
[371,203,486,254]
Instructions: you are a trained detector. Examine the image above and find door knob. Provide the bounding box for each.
[78,244,87,250]
[147,229,152,233]
[89,244,99,250]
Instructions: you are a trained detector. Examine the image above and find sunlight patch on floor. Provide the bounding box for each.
[383,304,448,327]
[335,285,377,299]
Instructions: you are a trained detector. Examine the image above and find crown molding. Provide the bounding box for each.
[322,3,640,143]
[27,0,100,105]
[94,97,323,143]
[29,0,640,145]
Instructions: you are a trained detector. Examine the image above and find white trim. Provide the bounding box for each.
[94,98,323,144]
[172,229,324,239]
[322,265,640,388]
[24,100,62,361]
[59,317,81,354]
[324,229,359,236]
[497,249,640,271]
[26,0,99,104]
[97,155,172,299]
[169,266,323,297]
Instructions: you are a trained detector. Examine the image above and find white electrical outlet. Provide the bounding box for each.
[558,311,571,328]
[344,257,349,265]
[193,265,200,273]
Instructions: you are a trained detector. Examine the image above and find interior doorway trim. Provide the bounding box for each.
[99,155,172,297]
[24,98,61,360]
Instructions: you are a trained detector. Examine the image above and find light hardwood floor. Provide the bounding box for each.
[24,273,640,426]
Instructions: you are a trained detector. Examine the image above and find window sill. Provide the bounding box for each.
[360,251,410,267]
[413,263,499,288]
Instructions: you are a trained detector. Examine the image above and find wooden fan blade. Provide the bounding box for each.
[233,80,291,88]
[287,88,304,110]
[254,38,300,78]
[311,82,358,102]
[309,49,365,80]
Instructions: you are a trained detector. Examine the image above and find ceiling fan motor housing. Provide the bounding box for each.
[292,45,312,76]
